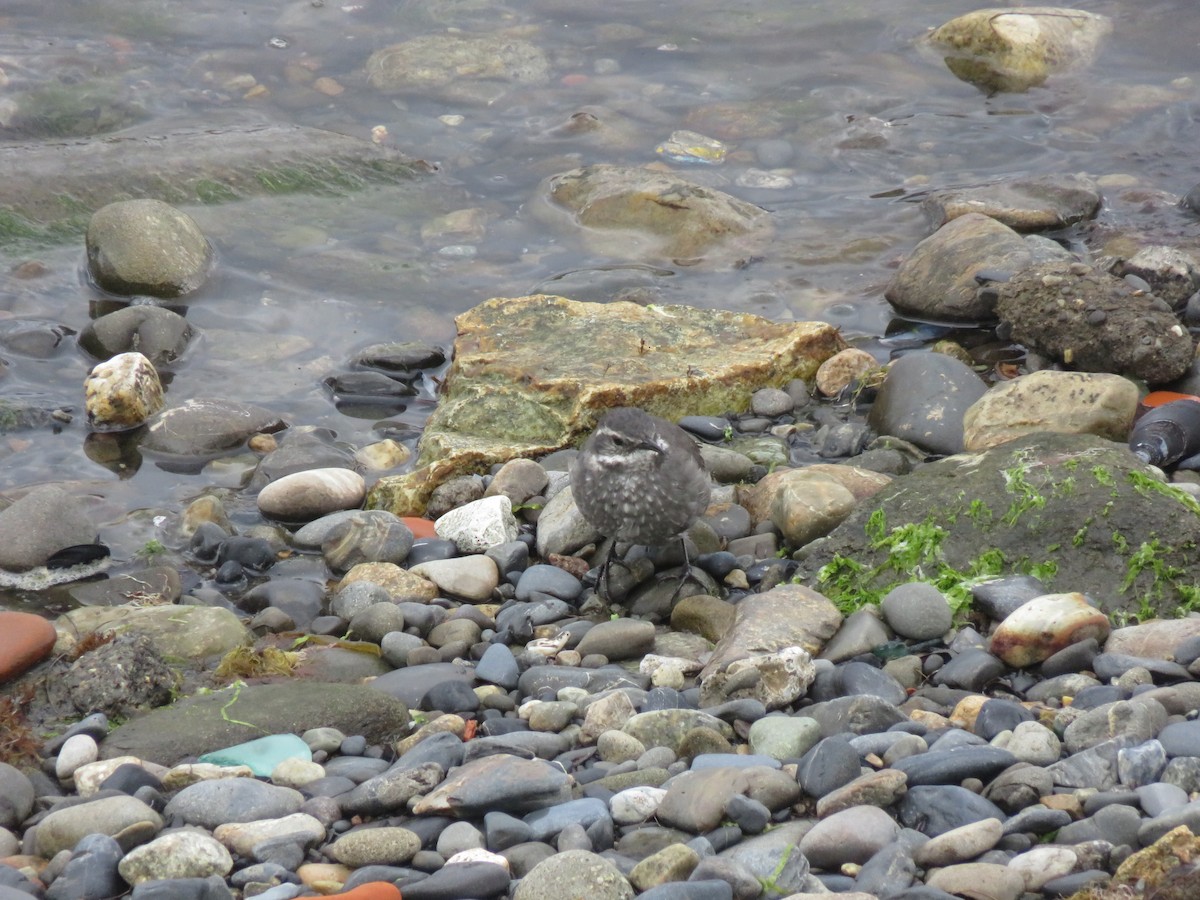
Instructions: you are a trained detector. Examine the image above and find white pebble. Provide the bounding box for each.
[55,734,99,782]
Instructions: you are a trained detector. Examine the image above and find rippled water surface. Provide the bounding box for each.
[1,0,1199,602]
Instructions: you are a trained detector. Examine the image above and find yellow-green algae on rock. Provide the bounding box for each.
[367,295,846,516]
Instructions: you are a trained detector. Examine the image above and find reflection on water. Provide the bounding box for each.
[0,0,1198,534]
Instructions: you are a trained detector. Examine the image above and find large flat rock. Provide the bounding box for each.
[368,295,846,516]
[100,682,410,766]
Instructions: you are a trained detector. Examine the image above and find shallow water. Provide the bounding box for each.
[1,0,1198,606]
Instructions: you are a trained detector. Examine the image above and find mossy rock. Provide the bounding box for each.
[799,432,1200,619]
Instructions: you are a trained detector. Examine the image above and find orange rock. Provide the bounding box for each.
[331,882,402,900]
[0,612,57,683]
[401,517,437,539]
[1140,391,1200,409]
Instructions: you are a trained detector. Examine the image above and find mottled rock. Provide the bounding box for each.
[995,260,1193,385]
[699,584,840,709]
[963,370,1137,451]
[922,173,1102,231]
[989,592,1110,667]
[927,7,1113,93]
[117,831,233,884]
[84,351,163,431]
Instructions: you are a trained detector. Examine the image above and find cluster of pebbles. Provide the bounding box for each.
[5,383,1200,900]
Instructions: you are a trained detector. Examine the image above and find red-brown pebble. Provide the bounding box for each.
[0,611,57,683]
[331,883,402,900]
[401,517,437,539]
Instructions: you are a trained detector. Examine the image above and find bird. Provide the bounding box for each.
[570,407,711,598]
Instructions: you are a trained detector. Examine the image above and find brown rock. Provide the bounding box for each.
[995,260,1193,385]
[922,174,1102,231]
[885,213,1032,322]
[699,584,841,709]
[1105,619,1200,660]
[815,348,879,397]
[544,164,771,260]
[338,562,437,603]
[0,611,57,683]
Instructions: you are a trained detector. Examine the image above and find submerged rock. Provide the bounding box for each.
[0,123,434,246]
[366,34,552,104]
[543,164,772,262]
[141,398,286,456]
[86,199,212,298]
[926,6,1113,93]
[78,306,196,367]
[922,173,1102,231]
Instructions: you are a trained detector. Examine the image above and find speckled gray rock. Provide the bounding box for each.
[328,826,421,867]
[866,351,987,455]
[513,848,634,900]
[117,831,234,885]
[435,495,519,552]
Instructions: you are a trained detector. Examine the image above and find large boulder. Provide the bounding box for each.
[798,432,1200,618]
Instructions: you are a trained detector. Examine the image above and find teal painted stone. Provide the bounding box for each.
[198,733,312,778]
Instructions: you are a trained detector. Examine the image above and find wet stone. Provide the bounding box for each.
[880,582,953,640]
[930,647,1007,692]
[891,746,1018,786]
[86,199,212,298]
[974,698,1035,740]
[514,564,582,603]
[897,785,1007,837]
[798,735,862,799]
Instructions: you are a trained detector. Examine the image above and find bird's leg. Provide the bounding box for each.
[668,534,700,604]
[597,539,619,602]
